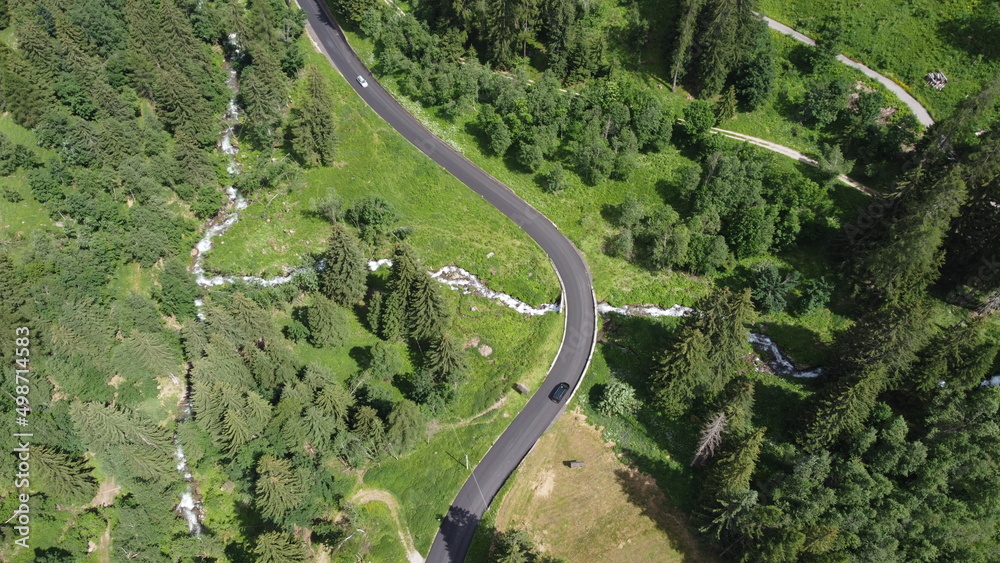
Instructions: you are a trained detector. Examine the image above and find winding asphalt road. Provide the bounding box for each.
[759,15,935,127]
[298,2,598,561]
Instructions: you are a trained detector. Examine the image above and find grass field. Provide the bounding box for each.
[334,19,879,319]
[759,0,1000,119]
[495,409,718,562]
[0,114,57,251]
[203,35,560,307]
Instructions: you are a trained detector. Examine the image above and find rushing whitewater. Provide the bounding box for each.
[597,302,693,318]
[429,265,560,316]
[748,332,823,378]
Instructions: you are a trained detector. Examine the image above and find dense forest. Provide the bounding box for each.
[0,0,480,560]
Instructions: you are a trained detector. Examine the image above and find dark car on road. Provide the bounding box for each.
[549,382,570,403]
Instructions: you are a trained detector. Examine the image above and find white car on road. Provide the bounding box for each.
[356,75,368,88]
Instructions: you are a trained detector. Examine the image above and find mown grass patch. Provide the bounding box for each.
[203,34,559,307]
[366,82,709,307]
[0,175,53,242]
[495,409,718,563]
[105,262,158,300]
[759,0,1000,119]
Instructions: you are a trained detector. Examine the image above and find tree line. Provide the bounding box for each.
[0,0,382,560]
[645,81,1000,562]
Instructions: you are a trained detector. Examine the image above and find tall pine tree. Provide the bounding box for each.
[319,223,367,307]
[290,65,338,166]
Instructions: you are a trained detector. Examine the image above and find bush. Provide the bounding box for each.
[682,100,717,140]
[345,194,397,243]
[517,141,544,172]
[797,277,834,315]
[751,264,800,314]
[598,379,640,418]
[540,163,567,193]
[607,229,634,259]
[3,187,22,203]
[369,340,404,381]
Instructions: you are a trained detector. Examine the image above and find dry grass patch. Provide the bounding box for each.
[496,409,717,563]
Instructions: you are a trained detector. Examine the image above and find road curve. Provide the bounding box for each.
[297,2,598,562]
[759,15,935,127]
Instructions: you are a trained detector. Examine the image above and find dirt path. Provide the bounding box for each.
[433,396,508,434]
[759,15,934,127]
[712,127,878,196]
[351,489,424,563]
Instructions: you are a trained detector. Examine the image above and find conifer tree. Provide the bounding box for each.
[290,65,338,166]
[319,223,367,307]
[670,0,705,91]
[716,85,738,121]
[698,427,765,541]
[380,289,407,341]
[301,405,340,452]
[222,391,270,450]
[804,371,885,451]
[32,445,97,503]
[655,288,754,417]
[365,289,384,332]
[240,46,287,145]
[69,402,133,448]
[723,377,756,437]
[710,427,766,498]
[352,405,386,458]
[386,399,425,456]
[255,455,305,522]
[427,331,468,388]
[381,244,423,340]
[734,21,776,110]
[913,315,999,392]
[409,273,449,341]
[315,383,355,423]
[695,0,753,97]
[306,295,350,348]
[656,328,713,417]
[254,532,306,563]
[849,167,967,304]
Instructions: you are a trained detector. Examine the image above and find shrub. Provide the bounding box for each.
[540,163,567,193]
[3,187,22,203]
[598,379,640,418]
